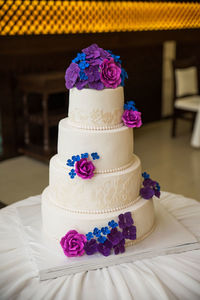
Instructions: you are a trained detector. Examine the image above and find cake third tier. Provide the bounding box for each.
[48,154,141,212]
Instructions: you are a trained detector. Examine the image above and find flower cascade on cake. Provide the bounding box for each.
[60,172,160,258]
[65,44,128,90]
[66,152,100,179]
[60,212,137,257]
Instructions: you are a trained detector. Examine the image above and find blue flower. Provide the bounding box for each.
[91,152,100,160]
[101,226,110,235]
[72,155,80,162]
[98,235,107,244]
[142,172,150,179]
[86,232,94,241]
[79,61,89,70]
[124,100,137,111]
[107,50,122,64]
[108,220,118,229]
[69,169,76,179]
[79,71,88,80]
[81,153,89,159]
[111,54,121,64]
[120,68,128,86]
[66,159,74,167]
[156,182,160,191]
[72,52,86,63]
[93,227,101,237]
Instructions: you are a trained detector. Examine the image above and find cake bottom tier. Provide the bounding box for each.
[42,187,156,243]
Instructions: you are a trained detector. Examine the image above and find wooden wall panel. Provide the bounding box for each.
[0,29,200,159]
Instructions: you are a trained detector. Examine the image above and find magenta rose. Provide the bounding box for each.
[60,230,87,257]
[122,110,142,128]
[65,63,80,89]
[100,58,121,88]
[75,158,95,179]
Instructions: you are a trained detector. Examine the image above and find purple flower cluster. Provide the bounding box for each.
[140,172,161,200]
[65,44,127,90]
[122,100,142,128]
[83,212,137,257]
[60,212,137,258]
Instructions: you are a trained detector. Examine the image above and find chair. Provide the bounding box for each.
[172,56,200,137]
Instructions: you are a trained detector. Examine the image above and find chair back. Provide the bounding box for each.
[172,56,199,101]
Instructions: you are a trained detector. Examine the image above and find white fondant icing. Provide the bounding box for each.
[57,118,134,171]
[41,86,156,247]
[42,188,155,241]
[68,87,124,129]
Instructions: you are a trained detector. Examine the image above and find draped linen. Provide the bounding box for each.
[0,192,200,300]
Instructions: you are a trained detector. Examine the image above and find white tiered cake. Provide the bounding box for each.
[41,86,155,242]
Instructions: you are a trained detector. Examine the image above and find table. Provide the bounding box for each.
[18,71,67,162]
[191,105,200,148]
[0,192,200,300]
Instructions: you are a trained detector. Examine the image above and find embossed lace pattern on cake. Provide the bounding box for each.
[69,107,122,128]
[49,166,141,212]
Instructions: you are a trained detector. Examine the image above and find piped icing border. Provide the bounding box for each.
[49,193,140,214]
[68,119,124,131]
[66,159,134,175]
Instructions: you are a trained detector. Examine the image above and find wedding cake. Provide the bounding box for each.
[41,44,160,257]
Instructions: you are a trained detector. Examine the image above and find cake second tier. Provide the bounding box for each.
[48,154,142,212]
[58,118,134,172]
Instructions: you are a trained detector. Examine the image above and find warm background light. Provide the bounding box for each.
[0,0,200,35]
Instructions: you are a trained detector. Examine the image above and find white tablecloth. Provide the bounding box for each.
[0,192,200,300]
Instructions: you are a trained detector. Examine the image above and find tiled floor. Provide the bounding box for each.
[0,119,199,205]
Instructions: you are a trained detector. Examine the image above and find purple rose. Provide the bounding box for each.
[88,81,104,90]
[82,44,101,59]
[118,212,133,229]
[85,65,100,82]
[97,239,112,256]
[84,239,98,255]
[154,189,161,198]
[65,63,80,89]
[60,230,87,257]
[122,110,142,128]
[140,186,155,200]
[75,158,95,179]
[82,44,111,66]
[85,65,104,90]
[75,78,89,90]
[143,178,155,187]
[100,58,121,88]
[122,225,137,240]
[113,238,125,255]
[107,228,124,246]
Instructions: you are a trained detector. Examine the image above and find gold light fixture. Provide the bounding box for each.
[0,1,200,35]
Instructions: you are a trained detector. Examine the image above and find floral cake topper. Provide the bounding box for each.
[65,44,128,90]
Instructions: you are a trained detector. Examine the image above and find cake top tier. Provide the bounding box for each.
[65,44,128,91]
